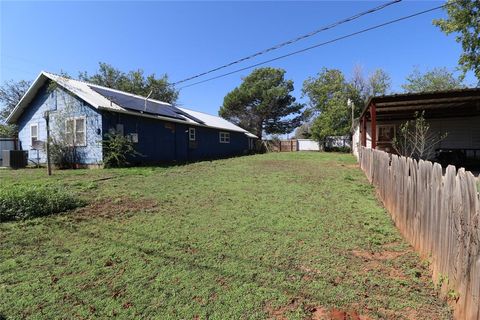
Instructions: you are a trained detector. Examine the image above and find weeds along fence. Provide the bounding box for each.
[359,147,480,320]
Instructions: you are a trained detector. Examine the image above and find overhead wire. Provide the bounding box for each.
[177,3,448,90]
[172,0,402,86]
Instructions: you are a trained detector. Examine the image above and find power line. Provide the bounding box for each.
[172,0,402,86]
[178,4,446,90]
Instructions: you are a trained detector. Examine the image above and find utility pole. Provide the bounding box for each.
[348,99,354,132]
[348,99,354,154]
[44,111,52,176]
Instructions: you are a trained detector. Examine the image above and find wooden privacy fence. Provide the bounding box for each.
[279,140,298,152]
[266,140,298,152]
[359,147,480,320]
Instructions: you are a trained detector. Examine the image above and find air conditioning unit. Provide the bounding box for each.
[2,150,28,169]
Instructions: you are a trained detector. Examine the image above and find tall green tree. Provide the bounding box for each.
[0,79,32,137]
[367,69,391,97]
[401,67,464,93]
[302,67,390,143]
[434,0,480,80]
[79,62,179,104]
[219,68,304,139]
[303,69,350,142]
[346,66,391,116]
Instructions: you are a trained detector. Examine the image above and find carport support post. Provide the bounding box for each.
[370,103,377,149]
[361,115,367,147]
[44,111,52,176]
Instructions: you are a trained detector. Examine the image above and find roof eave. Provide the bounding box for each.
[360,96,374,119]
[6,71,48,124]
[7,71,258,138]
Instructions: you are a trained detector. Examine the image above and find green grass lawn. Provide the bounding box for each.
[0,152,451,319]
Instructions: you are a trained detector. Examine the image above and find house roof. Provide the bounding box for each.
[176,107,257,138]
[360,87,480,119]
[7,71,258,138]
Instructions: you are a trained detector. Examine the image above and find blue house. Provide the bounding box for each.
[6,72,257,166]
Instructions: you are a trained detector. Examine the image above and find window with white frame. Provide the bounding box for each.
[65,117,86,146]
[377,124,395,142]
[219,132,230,143]
[30,123,38,146]
[189,127,196,141]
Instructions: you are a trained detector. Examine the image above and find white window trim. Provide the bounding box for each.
[377,124,396,143]
[189,127,196,141]
[65,116,87,147]
[219,131,230,144]
[30,123,39,146]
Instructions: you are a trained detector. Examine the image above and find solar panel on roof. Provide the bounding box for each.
[89,86,186,121]
[171,107,205,124]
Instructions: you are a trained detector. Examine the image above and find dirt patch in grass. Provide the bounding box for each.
[351,249,408,261]
[352,246,412,280]
[72,197,158,220]
[266,299,371,320]
[374,304,444,320]
[309,306,372,320]
[265,300,373,320]
[375,307,419,320]
[265,298,301,320]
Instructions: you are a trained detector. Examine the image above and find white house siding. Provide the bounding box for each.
[352,123,360,158]
[353,116,480,157]
[297,139,320,151]
[352,122,372,158]
[17,85,103,165]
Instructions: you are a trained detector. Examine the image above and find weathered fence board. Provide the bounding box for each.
[358,147,480,320]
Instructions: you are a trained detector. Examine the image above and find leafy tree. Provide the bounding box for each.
[368,69,391,97]
[294,122,312,139]
[79,62,178,104]
[0,80,31,137]
[302,67,390,143]
[303,69,348,142]
[219,67,304,139]
[401,67,464,93]
[0,124,17,138]
[434,0,480,80]
[346,66,391,117]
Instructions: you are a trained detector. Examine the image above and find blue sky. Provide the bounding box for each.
[0,0,476,118]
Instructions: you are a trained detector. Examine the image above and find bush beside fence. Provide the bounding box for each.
[359,147,479,320]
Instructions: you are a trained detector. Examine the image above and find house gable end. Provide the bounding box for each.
[16,83,103,165]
